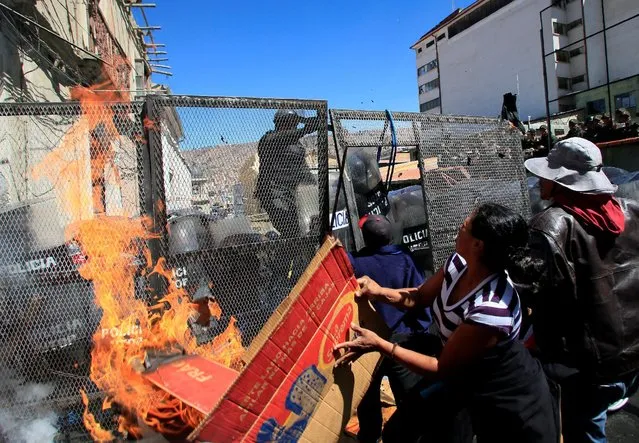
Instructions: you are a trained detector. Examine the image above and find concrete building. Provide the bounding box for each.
[0,0,151,102]
[412,0,639,123]
[412,0,550,118]
[0,1,191,220]
[541,0,639,119]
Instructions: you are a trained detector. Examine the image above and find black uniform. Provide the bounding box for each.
[255,118,319,238]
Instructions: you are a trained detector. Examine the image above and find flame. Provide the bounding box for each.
[102,397,113,411]
[81,389,115,442]
[143,116,159,131]
[34,80,245,439]
[209,300,222,320]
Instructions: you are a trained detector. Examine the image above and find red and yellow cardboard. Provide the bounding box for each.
[147,238,386,443]
[146,237,387,442]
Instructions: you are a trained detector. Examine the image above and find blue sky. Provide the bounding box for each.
[137,0,475,113]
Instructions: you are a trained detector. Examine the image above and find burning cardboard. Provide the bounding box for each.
[144,236,388,442]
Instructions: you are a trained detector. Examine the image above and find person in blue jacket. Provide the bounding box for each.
[348,214,434,443]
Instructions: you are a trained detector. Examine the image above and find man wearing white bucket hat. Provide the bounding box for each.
[522,137,639,442]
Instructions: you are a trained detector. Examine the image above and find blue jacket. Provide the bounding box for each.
[348,245,432,334]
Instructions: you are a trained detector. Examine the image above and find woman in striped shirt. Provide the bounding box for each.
[335,203,558,442]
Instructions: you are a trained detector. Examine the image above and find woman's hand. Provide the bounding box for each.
[333,323,382,366]
[356,276,384,301]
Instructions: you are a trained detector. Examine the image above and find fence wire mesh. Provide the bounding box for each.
[331,110,530,271]
[0,96,331,439]
[0,100,146,439]
[0,97,526,439]
[146,95,329,350]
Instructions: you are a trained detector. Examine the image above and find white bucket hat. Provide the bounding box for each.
[524,137,617,194]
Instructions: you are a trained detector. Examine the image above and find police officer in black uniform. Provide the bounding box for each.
[255,110,321,238]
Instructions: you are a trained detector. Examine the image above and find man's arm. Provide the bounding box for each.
[526,229,577,361]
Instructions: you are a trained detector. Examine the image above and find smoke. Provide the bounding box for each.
[0,370,58,443]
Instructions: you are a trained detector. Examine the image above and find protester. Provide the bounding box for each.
[583,115,601,142]
[565,119,583,139]
[615,108,638,138]
[347,214,433,443]
[521,137,639,442]
[536,125,556,157]
[335,203,559,443]
[594,113,614,142]
[614,108,628,129]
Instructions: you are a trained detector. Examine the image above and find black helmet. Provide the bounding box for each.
[273,109,301,124]
[347,149,382,195]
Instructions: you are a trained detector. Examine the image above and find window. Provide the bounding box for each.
[425,78,439,92]
[420,97,441,112]
[553,21,568,35]
[587,99,606,115]
[135,59,145,93]
[556,50,570,63]
[417,47,422,54]
[552,0,577,8]
[557,77,572,90]
[569,46,584,57]
[448,0,516,39]
[419,78,440,94]
[615,92,637,110]
[554,128,566,136]
[572,74,585,84]
[567,18,583,31]
[426,40,435,48]
[437,33,446,41]
[558,104,574,113]
[192,184,202,195]
[418,60,437,76]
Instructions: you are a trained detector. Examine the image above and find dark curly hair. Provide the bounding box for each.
[470,203,529,272]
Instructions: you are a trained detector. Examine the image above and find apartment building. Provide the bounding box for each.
[412,0,639,121]
[541,0,639,117]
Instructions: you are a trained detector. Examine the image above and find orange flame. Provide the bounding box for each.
[81,389,114,442]
[35,80,245,439]
[143,116,159,131]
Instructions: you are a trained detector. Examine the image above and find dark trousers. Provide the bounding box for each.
[357,332,442,443]
[257,182,301,239]
[381,381,473,443]
[383,340,559,443]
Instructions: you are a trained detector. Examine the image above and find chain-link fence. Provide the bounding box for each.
[145,95,329,349]
[331,110,530,271]
[0,97,527,440]
[0,96,331,439]
[0,100,147,439]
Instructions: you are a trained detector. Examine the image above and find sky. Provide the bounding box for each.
[136,0,475,113]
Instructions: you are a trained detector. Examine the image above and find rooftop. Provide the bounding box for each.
[410,0,507,49]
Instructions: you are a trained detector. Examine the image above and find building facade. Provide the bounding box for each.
[541,0,639,118]
[0,1,191,221]
[412,0,639,122]
[0,0,151,102]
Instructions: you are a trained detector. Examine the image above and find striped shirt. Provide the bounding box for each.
[432,253,522,343]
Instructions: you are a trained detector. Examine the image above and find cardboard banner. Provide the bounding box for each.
[145,237,388,443]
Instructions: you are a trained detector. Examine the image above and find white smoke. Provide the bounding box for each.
[0,371,58,443]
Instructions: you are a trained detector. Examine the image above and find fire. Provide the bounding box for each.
[34,80,245,439]
[80,389,114,442]
[143,115,159,131]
